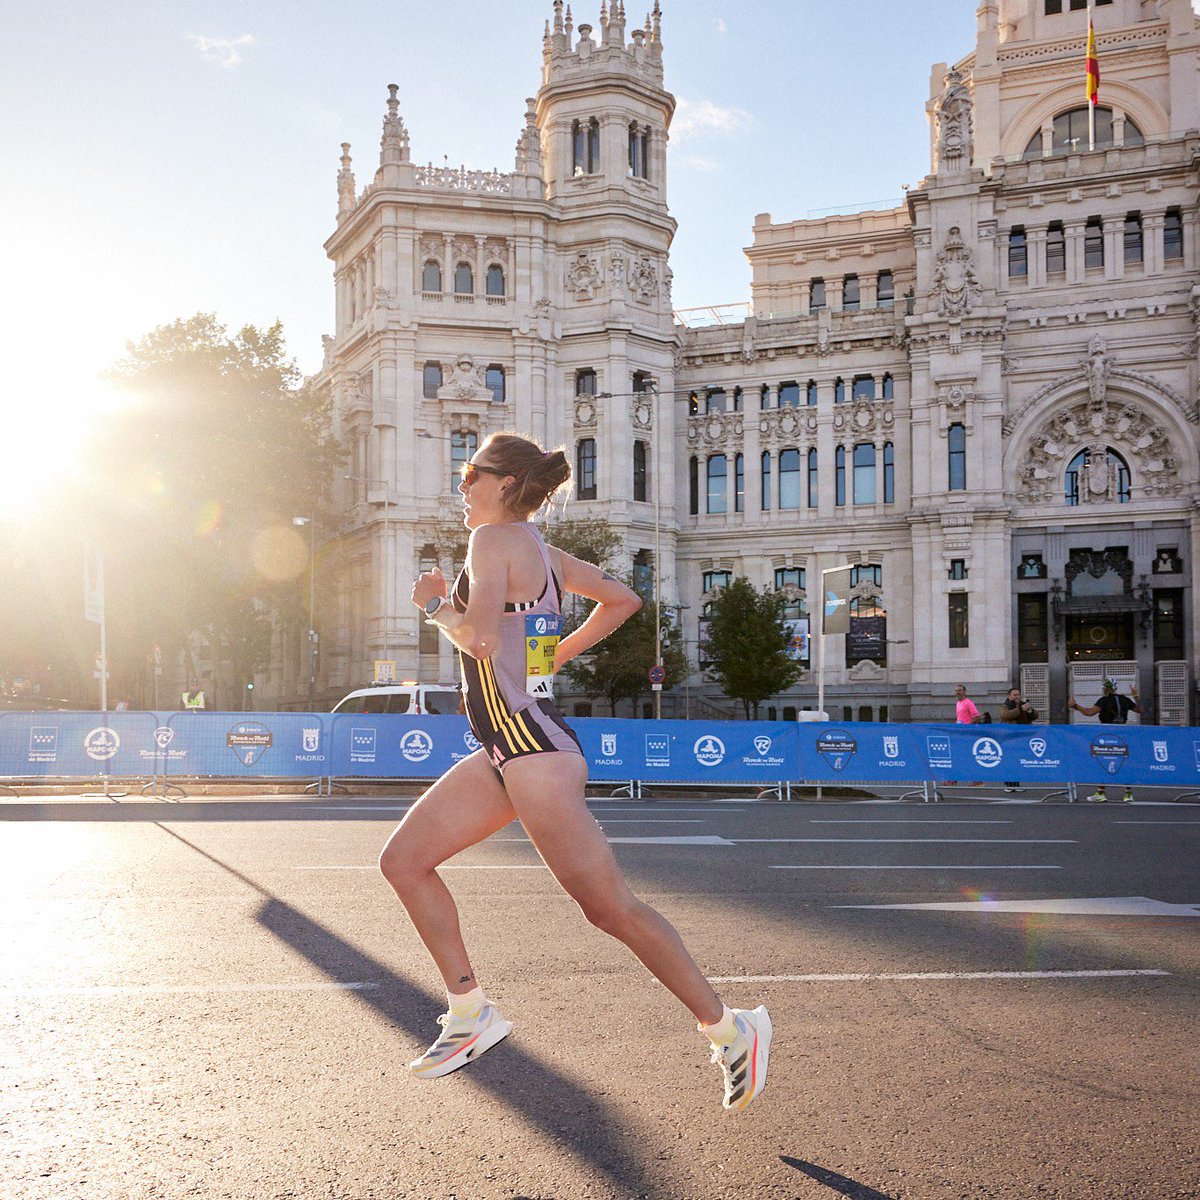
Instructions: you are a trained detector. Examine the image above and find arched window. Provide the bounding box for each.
[421,260,442,293]
[806,380,818,407]
[422,362,442,399]
[835,446,846,506]
[882,373,894,401]
[1023,106,1143,158]
[778,381,800,408]
[633,440,648,502]
[732,387,743,413]
[706,388,728,414]
[628,123,650,179]
[883,441,895,504]
[573,118,600,175]
[761,452,772,512]
[852,376,875,402]
[486,264,505,296]
[734,452,744,512]
[577,438,597,500]
[807,448,818,508]
[485,365,505,403]
[809,278,826,312]
[834,377,846,405]
[454,262,474,294]
[1065,447,1132,505]
[687,391,699,416]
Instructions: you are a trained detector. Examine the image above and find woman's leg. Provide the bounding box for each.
[379,749,516,993]
[500,752,724,1025]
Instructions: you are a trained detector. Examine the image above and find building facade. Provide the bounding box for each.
[272,0,1200,725]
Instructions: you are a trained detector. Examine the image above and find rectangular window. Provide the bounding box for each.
[450,431,477,493]
[1044,0,1062,12]
[842,274,860,311]
[809,278,825,311]
[849,565,882,588]
[633,440,648,502]
[422,362,442,399]
[575,368,597,396]
[852,376,875,402]
[948,592,969,649]
[1164,208,1184,261]
[705,388,727,414]
[689,456,698,515]
[883,441,894,504]
[1046,222,1066,274]
[877,270,894,308]
[807,448,818,509]
[1084,217,1104,269]
[1018,594,1049,663]
[734,453,744,513]
[834,378,846,404]
[948,423,967,491]
[706,454,727,514]
[948,559,968,580]
[835,445,846,507]
[577,438,597,500]
[852,443,876,505]
[778,381,800,408]
[761,452,772,512]
[1123,212,1143,265]
[485,365,505,403]
[1152,588,1185,661]
[1008,226,1028,277]
[775,567,805,591]
[1018,553,1047,580]
[703,570,732,594]
[779,448,801,510]
[806,380,818,407]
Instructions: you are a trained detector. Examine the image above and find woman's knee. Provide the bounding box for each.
[378,838,427,891]
[576,890,643,937]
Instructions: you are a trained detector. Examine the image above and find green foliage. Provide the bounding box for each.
[47,313,343,705]
[561,574,688,716]
[539,515,620,567]
[701,577,802,718]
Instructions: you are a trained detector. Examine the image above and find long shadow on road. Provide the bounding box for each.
[153,823,657,1199]
[781,1156,898,1199]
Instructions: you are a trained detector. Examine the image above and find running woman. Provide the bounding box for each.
[379,431,771,1111]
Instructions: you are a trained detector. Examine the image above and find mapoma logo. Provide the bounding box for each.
[971,737,1003,769]
[84,727,120,762]
[400,729,434,763]
[693,735,726,767]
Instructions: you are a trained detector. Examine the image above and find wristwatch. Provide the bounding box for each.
[423,595,449,621]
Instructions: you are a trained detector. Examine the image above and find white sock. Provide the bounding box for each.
[447,985,485,1017]
[699,1005,737,1045]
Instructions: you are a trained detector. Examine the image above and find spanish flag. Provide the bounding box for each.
[1085,14,1099,107]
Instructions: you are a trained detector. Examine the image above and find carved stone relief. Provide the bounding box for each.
[629,255,659,303]
[574,398,597,428]
[566,251,603,300]
[932,226,982,317]
[935,67,973,172]
[436,355,493,403]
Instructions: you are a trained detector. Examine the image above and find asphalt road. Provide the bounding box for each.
[2,793,1198,1200]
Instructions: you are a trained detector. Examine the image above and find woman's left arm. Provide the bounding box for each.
[413,526,508,660]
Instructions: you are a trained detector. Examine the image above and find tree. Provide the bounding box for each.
[55,313,343,707]
[701,577,802,718]
[561,572,688,716]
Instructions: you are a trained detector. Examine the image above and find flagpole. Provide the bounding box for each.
[1087,1,1097,151]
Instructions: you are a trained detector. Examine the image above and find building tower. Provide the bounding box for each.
[310,4,679,701]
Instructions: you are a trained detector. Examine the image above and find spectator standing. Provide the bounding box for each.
[998,686,1037,792]
[1069,679,1139,802]
[954,684,980,724]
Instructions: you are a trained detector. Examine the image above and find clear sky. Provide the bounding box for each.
[3,0,1134,510]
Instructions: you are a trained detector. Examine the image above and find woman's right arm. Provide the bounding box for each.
[551,550,642,670]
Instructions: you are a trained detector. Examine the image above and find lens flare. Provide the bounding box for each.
[252,525,308,583]
[194,500,222,537]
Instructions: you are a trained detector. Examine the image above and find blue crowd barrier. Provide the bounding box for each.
[0,712,1198,789]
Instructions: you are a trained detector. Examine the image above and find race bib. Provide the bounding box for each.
[524,613,560,696]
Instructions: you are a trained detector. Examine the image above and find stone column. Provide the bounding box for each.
[474,235,486,296]
[1029,226,1047,288]
[1105,219,1122,281]
[744,410,762,519]
[1144,211,1165,276]
[442,235,453,294]
[1065,221,1085,285]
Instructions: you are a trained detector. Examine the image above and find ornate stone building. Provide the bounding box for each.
[273,0,1200,725]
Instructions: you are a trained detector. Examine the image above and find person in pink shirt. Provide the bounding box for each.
[954,684,980,724]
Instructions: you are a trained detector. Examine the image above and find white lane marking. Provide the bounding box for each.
[835,896,1200,917]
[0,982,381,996]
[736,838,1074,844]
[1112,821,1200,826]
[589,808,746,815]
[708,969,1170,984]
[439,865,549,870]
[289,805,412,812]
[770,865,1062,870]
[809,819,1013,825]
[491,835,735,846]
[594,819,705,824]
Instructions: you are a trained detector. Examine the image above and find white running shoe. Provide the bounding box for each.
[409,1002,513,1078]
[711,1005,772,1112]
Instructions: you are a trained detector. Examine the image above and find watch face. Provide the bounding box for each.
[425,597,442,616]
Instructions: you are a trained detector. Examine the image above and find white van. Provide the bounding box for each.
[331,683,462,716]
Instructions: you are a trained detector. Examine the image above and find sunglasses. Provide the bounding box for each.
[459,461,509,487]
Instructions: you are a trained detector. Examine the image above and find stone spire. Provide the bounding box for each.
[514,97,543,175]
[337,143,356,217]
[379,84,410,168]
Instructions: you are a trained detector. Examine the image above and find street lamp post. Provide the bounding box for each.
[344,474,392,673]
[648,379,663,719]
[291,516,317,709]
